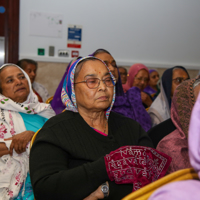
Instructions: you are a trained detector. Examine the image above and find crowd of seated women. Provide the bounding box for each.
[0,49,199,200]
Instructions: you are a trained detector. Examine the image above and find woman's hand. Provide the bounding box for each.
[141,92,153,107]
[0,143,10,157]
[83,182,109,200]
[5,130,34,155]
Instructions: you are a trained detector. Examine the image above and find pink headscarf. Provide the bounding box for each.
[123,63,149,92]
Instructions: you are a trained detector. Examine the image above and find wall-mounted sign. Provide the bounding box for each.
[67,24,82,48]
[71,51,79,58]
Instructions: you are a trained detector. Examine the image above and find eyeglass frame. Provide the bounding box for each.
[74,77,115,89]
[172,77,189,85]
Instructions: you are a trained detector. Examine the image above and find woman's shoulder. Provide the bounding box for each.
[43,110,77,128]
[156,129,186,152]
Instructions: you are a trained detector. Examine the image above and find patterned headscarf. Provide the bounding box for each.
[61,56,116,120]
[51,57,82,115]
[171,77,197,138]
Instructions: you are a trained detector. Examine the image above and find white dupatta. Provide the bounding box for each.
[0,64,55,199]
[148,83,170,127]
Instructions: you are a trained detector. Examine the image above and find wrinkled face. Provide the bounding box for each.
[194,84,200,101]
[74,60,114,113]
[94,52,119,82]
[0,66,30,103]
[149,71,159,87]
[132,69,149,91]
[119,68,127,84]
[171,69,189,97]
[23,63,37,83]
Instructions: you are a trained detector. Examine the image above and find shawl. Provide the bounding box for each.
[61,56,116,119]
[148,83,200,200]
[112,86,152,132]
[32,81,50,102]
[148,66,190,127]
[123,63,149,93]
[156,77,197,174]
[104,145,172,191]
[143,85,157,96]
[0,64,55,199]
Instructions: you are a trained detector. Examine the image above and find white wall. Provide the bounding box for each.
[19,0,200,69]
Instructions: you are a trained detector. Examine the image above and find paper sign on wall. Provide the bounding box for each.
[67,24,82,48]
[30,11,63,38]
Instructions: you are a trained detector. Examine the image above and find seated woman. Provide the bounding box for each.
[17,59,50,102]
[149,90,200,200]
[123,63,153,108]
[0,64,55,199]
[148,66,190,127]
[156,76,200,174]
[30,56,171,200]
[143,69,160,99]
[91,49,152,132]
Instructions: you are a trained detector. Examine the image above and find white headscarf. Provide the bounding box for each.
[148,82,170,127]
[0,64,55,199]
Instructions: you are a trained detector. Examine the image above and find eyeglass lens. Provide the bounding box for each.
[86,77,114,89]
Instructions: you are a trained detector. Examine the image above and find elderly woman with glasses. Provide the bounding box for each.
[148,66,190,127]
[30,57,171,200]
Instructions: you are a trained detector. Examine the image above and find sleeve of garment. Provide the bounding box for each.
[30,128,133,200]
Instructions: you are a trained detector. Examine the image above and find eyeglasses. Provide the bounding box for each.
[135,77,148,83]
[172,77,189,85]
[74,77,115,89]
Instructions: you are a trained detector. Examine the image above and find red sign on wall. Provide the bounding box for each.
[71,51,79,58]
